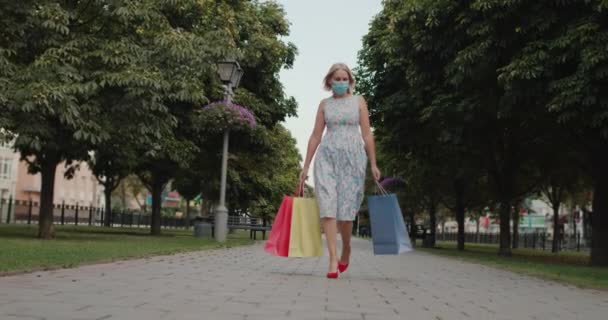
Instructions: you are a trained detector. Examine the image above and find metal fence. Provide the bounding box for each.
[1,198,189,229]
[438,231,588,252]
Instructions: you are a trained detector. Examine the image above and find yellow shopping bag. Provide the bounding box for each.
[288,197,323,257]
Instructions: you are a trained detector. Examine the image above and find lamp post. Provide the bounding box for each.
[214,60,244,242]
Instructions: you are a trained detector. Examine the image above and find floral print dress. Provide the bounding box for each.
[314,95,367,221]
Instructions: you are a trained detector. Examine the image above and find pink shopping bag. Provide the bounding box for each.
[264,196,294,257]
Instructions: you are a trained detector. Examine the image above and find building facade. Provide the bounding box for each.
[0,142,20,222]
[0,143,104,223]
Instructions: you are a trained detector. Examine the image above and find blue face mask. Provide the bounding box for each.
[331,81,350,95]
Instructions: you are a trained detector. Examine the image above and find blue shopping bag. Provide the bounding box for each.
[367,192,413,255]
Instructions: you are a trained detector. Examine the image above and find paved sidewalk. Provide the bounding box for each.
[0,237,607,320]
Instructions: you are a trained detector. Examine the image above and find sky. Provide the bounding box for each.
[276,0,383,165]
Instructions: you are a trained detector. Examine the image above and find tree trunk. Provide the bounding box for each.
[498,199,512,256]
[571,204,577,243]
[583,207,592,243]
[104,181,113,227]
[456,203,465,251]
[150,175,165,236]
[552,201,561,253]
[185,198,191,227]
[512,203,520,249]
[146,172,170,236]
[121,182,127,209]
[38,156,59,239]
[590,165,608,266]
[454,179,466,251]
[475,215,480,243]
[427,202,437,248]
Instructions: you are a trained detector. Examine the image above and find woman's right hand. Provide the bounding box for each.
[296,167,309,195]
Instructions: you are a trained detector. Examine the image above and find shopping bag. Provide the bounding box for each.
[368,191,413,255]
[288,197,323,257]
[264,196,294,257]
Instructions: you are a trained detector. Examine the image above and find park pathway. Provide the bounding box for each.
[0,237,607,320]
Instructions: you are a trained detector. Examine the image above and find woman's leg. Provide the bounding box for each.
[322,217,338,273]
[338,221,353,264]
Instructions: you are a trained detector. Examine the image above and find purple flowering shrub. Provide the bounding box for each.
[201,101,257,132]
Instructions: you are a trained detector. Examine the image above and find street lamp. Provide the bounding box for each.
[217,61,244,91]
[214,60,244,242]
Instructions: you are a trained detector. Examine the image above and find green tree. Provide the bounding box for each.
[358,0,572,257]
[89,114,146,226]
[135,0,239,235]
[185,0,298,223]
[242,125,301,224]
[1,0,298,238]
[196,0,298,127]
[1,1,203,238]
[173,170,202,222]
[112,175,147,211]
[497,0,608,265]
[91,149,132,227]
[136,134,200,235]
[563,186,593,244]
[195,123,300,225]
[405,161,443,248]
[539,150,586,253]
[357,0,486,251]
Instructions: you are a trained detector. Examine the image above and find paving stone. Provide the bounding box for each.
[1,237,607,320]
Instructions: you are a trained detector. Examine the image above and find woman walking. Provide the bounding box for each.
[299,63,381,279]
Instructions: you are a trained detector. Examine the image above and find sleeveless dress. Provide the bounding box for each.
[314,95,368,221]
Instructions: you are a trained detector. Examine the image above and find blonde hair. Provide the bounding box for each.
[323,63,356,93]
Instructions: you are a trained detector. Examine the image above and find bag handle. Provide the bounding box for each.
[294,179,308,197]
[375,181,389,196]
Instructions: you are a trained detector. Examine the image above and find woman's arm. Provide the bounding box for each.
[301,100,326,176]
[359,96,381,181]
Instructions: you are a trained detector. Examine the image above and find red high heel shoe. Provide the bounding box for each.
[326,271,339,279]
[338,262,349,273]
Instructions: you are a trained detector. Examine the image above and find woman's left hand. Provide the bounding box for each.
[371,165,381,181]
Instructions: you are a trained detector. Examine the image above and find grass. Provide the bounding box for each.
[417,241,608,290]
[0,224,254,275]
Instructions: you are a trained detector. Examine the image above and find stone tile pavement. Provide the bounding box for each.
[0,237,607,320]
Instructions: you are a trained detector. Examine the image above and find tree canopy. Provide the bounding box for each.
[0,0,300,238]
[358,0,608,264]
